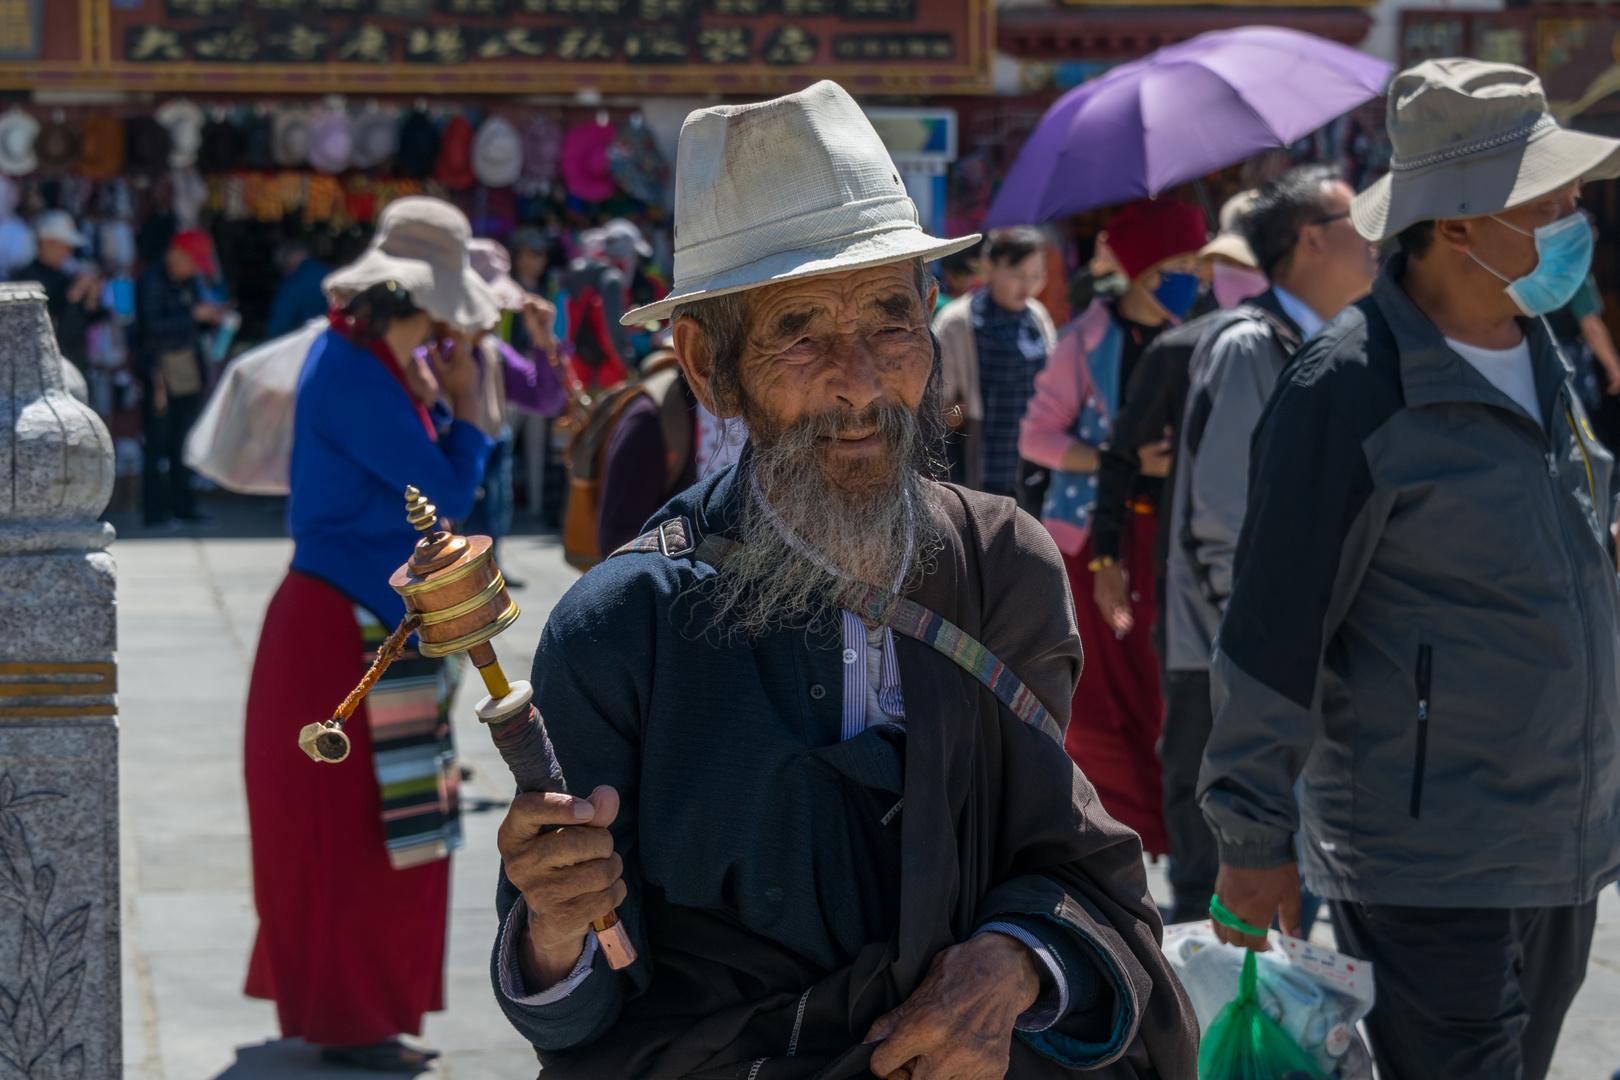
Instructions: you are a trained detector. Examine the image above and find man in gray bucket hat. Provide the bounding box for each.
[1200,58,1620,1079]
[490,80,1198,1079]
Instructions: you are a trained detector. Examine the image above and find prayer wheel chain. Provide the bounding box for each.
[296,612,421,764]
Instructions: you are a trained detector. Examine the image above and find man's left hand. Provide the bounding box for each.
[865,932,1041,1080]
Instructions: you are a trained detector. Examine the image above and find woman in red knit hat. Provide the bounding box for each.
[1017,196,1207,858]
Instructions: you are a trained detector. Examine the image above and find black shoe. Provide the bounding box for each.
[504,576,528,590]
[174,510,211,522]
[318,1039,439,1073]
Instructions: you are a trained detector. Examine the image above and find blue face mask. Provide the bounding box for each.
[1152,271,1200,320]
[1469,211,1593,316]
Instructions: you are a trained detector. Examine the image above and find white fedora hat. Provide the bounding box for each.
[1352,59,1620,242]
[323,196,501,331]
[623,80,978,325]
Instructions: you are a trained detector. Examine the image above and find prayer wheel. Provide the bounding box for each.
[297,486,636,970]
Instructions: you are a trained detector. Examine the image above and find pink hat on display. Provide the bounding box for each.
[560,118,615,203]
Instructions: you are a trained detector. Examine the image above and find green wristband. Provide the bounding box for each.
[1208,894,1268,938]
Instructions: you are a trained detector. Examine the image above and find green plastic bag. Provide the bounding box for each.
[1197,899,1327,1080]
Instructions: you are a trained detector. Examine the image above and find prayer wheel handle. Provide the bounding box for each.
[296,486,637,970]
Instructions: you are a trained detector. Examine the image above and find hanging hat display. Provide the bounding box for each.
[521,113,563,184]
[172,169,209,229]
[608,117,669,205]
[240,111,275,170]
[560,116,616,203]
[308,107,353,175]
[78,116,127,181]
[272,109,311,168]
[155,100,205,169]
[433,114,475,190]
[0,109,41,177]
[350,106,398,170]
[197,116,244,175]
[125,116,173,177]
[33,115,81,173]
[396,110,439,179]
[473,115,522,188]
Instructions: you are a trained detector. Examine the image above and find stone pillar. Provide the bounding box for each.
[0,282,118,1078]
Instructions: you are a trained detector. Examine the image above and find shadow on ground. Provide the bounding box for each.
[212,1039,437,1078]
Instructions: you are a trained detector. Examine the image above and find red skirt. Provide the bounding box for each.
[243,571,449,1045]
[1061,507,1169,855]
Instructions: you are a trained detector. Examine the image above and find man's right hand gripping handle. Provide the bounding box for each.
[497,785,630,991]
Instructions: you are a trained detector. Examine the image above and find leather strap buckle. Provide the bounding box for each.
[658,517,696,558]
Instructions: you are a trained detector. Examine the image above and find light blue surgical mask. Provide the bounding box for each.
[1469,211,1593,316]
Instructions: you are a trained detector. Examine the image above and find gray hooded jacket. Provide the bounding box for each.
[1199,257,1620,908]
[1164,290,1302,672]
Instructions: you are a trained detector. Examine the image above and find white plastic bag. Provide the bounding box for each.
[1163,921,1376,1079]
[183,317,325,496]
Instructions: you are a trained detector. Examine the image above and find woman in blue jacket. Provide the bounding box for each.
[242,198,498,1071]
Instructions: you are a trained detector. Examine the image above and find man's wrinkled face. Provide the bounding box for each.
[731,263,937,492]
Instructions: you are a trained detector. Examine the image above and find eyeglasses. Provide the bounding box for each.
[1309,211,1351,227]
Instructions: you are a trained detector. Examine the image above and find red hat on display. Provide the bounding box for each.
[433,115,476,191]
[170,229,217,277]
[1102,197,1208,282]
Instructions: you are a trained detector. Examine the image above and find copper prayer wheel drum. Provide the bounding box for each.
[388,489,519,658]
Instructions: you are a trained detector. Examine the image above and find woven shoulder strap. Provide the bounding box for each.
[610,520,1063,745]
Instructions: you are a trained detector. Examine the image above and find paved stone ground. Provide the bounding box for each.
[113,502,1620,1078]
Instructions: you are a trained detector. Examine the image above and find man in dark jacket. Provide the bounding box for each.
[135,229,225,526]
[493,82,1196,1080]
[1155,165,1376,925]
[264,240,331,339]
[1202,60,1620,1080]
[18,211,100,373]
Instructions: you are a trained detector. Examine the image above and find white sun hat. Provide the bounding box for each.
[622,80,979,325]
[322,196,501,331]
[473,115,523,189]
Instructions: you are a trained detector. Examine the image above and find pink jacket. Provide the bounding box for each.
[1018,299,1114,556]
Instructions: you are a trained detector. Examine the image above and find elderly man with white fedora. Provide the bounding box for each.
[1200,59,1620,1079]
[490,81,1197,1080]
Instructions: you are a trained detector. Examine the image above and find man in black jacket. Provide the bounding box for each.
[17,211,99,374]
[1203,60,1620,1079]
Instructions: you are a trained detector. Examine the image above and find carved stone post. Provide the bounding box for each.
[0,282,118,1078]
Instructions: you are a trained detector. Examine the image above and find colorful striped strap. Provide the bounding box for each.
[611,522,1063,746]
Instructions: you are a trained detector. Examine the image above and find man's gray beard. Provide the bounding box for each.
[704,400,944,641]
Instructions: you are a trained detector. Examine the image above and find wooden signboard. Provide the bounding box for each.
[0,0,991,94]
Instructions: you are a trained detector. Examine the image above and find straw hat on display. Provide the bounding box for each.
[473,116,522,188]
[1351,59,1620,241]
[155,100,205,169]
[308,107,353,175]
[467,238,528,309]
[623,80,979,324]
[34,116,81,173]
[272,110,311,168]
[323,196,500,330]
[0,109,40,177]
[351,106,398,170]
[78,117,127,181]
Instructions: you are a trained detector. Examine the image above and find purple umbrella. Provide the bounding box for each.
[985,27,1391,227]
